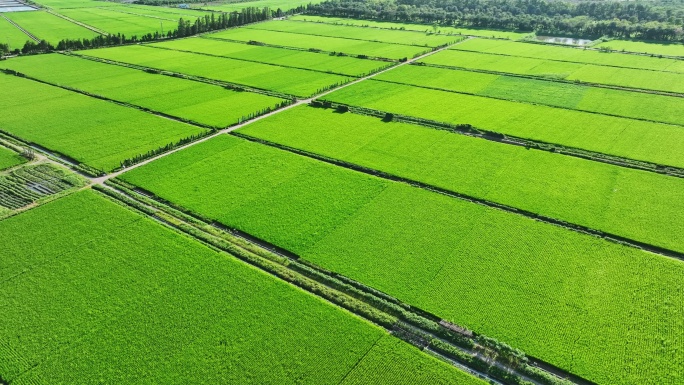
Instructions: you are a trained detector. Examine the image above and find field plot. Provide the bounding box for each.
[0,189,483,385]
[0,53,285,128]
[246,20,462,47]
[453,38,684,72]
[208,28,430,60]
[4,10,98,43]
[0,16,31,49]
[321,79,684,168]
[0,73,207,172]
[0,145,25,172]
[28,0,122,8]
[119,134,684,385]
[239,105,684,254]
[59,7,170,36]
[377,65,684,126]
[151,37,391,76]
[196,0,321,12]
[289,15,531,39]
[595,39,684,57]
[421,48,684,94]
[114,4,212,20]
[80,45,352,97]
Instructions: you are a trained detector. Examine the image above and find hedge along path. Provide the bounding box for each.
[88,39,463,184]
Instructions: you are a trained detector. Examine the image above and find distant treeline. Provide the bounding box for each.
[306,0,684,41]
[0,7,273,55]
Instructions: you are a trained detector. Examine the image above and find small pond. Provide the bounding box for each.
[535,36,593,46]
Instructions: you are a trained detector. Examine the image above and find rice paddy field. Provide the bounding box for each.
[119,134,684,385]
[0,17,31,49]
[150,37,392,76]
[0,189,484,385]
[4,10,98,43]
[209,28,431,59]
[289,15,532,39]
[80,44,353,97]
[3,10,684,385]
[0,53,285,128]
[0,73,207,171]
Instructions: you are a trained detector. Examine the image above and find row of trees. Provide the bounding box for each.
[306,0,684,40]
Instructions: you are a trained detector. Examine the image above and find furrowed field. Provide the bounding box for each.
[238,105,684,253]
[4,10,98,44]
[594,39,684,57]
[120,134,684,385]
[289,15,531,39]
[0,53,285,128]
[376,64,684,126]
[245,20,462,46]
[0,190,484,384]
[0,73,206,171]
[151,37,392,76]
[80,45,352,97]
[422,46,684,94]
[321,79,684,168]
[208,28,431,59]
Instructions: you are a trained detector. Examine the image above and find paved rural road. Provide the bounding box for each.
[90,38,471,185]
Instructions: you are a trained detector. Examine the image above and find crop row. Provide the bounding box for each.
[422,48,684,94]
[0,163,82,210]
[119,134,684,385]
[320,79,684,169]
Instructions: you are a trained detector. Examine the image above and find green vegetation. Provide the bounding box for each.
[152,37,392,76]
[595,39,684,57]
[289,15,531,39]
[0,145,25,172]
[4,10,98,44]
[196,0,318,12]
[0,17,31,51]
[376,65,684,126]
[422,48,684,94]
[0,73,207,171]
[209,28,430,59]
[321,79,684,168]
[246,20,462,47]
[80,45,352,97]
[239,105,684,254]
[0,53,286,128]
[120,134,684,385]
[0,163,84,213]
[29,0,122,8]
[59,7,171,36]
[0,189,484,384]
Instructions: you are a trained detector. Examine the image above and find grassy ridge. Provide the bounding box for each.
[208,28,430,59]
[0,73,207,171]
[81,45,352,97]
[321,80,684,168]
[246,20,462,47]
[594,39,684,57]
[238,105,684,254]
[376,65,684,126]
[422,49,684,94]
[4,10,98,44]
[120,134,684,385]
[0,189,484,384]
[152,37,392,76]
[0,53,285,128]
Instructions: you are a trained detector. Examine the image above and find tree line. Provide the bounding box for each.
[306,0,684,41]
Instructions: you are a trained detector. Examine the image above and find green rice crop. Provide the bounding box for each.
[26,0,122,8]
[239,105,684,254]
[59,7,171,36]
[0,189,482,384]
[377,65,684,126]
[120,134,684,385]
[246,20,462,47]
[453,38,684,73]
[112,4,213,20]
[0,73,207,171]
[0,145,25,172]
[322,80,684,168]
[421,49,684,93]
[208,28,430,60]
[4,10,98,44]
[594,39,684,57]
[0,53,285,128]
[289,15,532,40]
[0,17,31,50]
[81,45,352,97]
[151,37,392,76]
[196,0,322,12]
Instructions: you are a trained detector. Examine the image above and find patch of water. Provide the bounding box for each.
[535,36,593,46]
